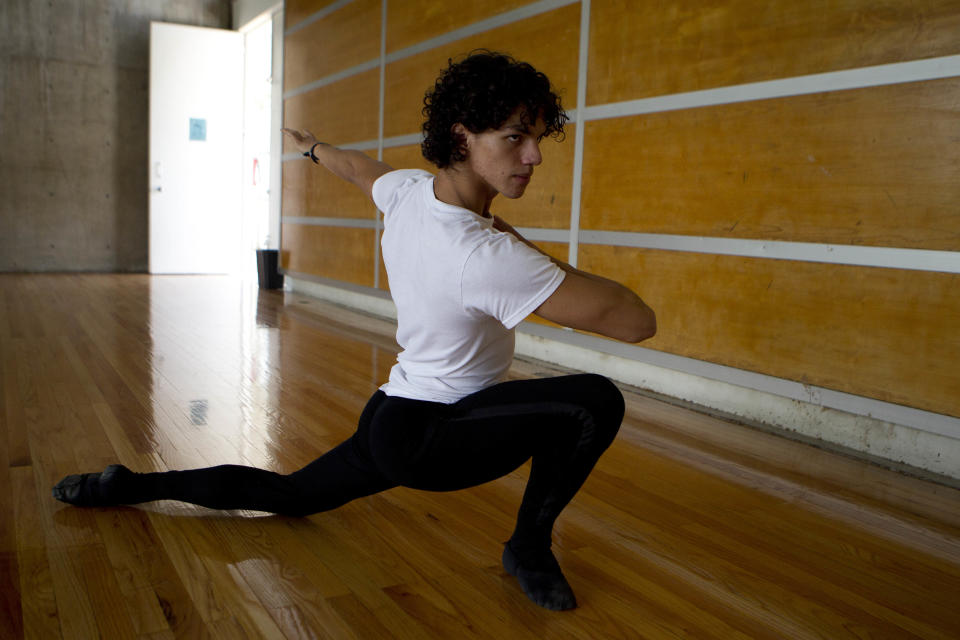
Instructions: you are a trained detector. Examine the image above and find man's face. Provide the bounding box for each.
[459,108,547,200]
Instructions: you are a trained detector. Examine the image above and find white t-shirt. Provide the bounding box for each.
[372,169,566,403]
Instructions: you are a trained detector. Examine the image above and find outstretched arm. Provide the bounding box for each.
[493,215,656,343]
[282,128,393,201]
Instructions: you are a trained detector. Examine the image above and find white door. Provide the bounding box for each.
[149,22,243,274]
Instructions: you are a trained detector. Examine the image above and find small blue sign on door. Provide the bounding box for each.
[189,118,207,141]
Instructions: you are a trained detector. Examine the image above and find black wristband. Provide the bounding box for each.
[305,142,322,164]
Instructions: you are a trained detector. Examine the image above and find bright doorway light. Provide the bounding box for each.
[240,16,274,281]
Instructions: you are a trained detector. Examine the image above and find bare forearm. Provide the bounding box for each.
[496,215,656,340]
[282,128,391,196]
[536,266,657,343]
[310,143,389,188]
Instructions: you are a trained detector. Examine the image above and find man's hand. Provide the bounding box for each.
[281,128,321,154]
[281,126,392,200]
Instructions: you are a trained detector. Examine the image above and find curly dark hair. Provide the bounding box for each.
[421,50,568,168]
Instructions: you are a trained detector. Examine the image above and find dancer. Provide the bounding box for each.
[53,51,655,611]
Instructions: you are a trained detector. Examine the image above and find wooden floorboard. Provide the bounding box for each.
[1,273,958,639]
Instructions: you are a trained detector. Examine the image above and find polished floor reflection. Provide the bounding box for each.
[2,274,959,638]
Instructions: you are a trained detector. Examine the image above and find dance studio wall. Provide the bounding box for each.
[279,0,960,477]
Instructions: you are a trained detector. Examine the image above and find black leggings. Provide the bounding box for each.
[126,373,624,548]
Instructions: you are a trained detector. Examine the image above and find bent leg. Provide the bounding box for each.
[453,374,623,610]
[367,374,625,609]
[381,374,624,536]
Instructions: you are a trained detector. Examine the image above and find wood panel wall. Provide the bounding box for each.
[581,79,960,248]
[282,0,960,419]
[587,0,960,104]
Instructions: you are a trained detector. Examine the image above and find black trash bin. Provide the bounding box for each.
[256,249,284,290]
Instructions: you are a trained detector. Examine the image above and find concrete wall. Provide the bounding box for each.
[0,0,231,272]
[232,0,280,30]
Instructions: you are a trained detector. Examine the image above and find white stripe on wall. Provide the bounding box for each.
[280,133,421,160]
[374,0,388,289]
[567,0,590,269]
[505,227,960,274]
[283,0,355,36]
[281,224,960,275]
[286,51,960,111]
[579,231,960,274]
[283,58,381,99]
[282,216,378,228]
[281,138,380,160]
[280,132,420,161]
[383,133,422,148]
[585,54,960,121]
[516,227,571,243]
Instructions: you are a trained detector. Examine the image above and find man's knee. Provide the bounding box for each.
[580,374,624,446]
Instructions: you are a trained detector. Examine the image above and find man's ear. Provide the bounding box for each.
[451,123,470,159]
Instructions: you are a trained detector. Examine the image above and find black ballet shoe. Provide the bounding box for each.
[52,464,133,507]
[502,542,578,611]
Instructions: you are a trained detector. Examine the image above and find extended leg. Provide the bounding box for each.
[53,391,397,516]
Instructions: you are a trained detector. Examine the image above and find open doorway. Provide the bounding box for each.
[148,6,281,277]
[238,6,283,282]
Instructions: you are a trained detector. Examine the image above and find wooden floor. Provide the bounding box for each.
[2,274,959,639]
